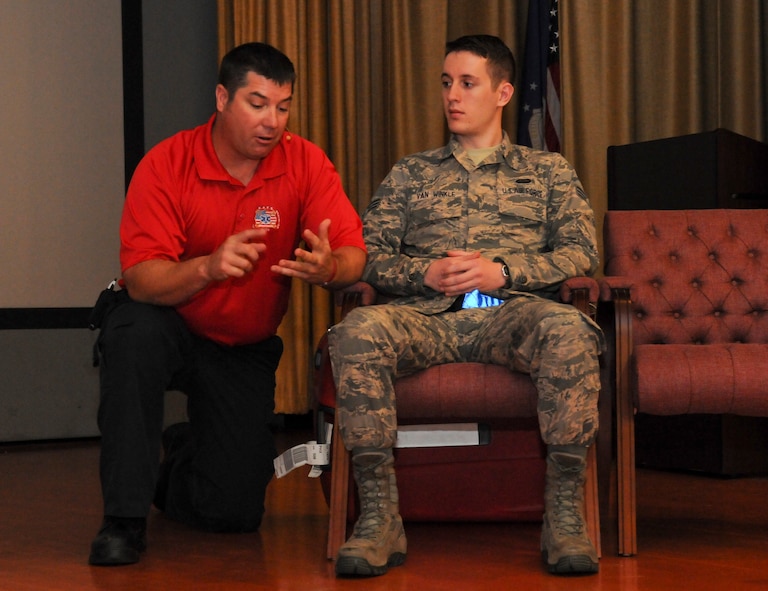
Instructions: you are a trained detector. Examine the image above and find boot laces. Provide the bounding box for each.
[352,474,389,540]
[552,473,585,536]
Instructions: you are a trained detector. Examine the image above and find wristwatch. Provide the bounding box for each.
[499,260,512,289]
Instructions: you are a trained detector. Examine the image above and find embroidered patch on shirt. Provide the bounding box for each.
[253,207,281,229]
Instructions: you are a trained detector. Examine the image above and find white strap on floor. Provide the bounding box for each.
[273,422,332,478]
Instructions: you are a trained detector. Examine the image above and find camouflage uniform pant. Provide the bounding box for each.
[328,293,604,450]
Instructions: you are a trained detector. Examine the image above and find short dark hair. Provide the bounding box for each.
[445,34,516,88]
[218,42,296,99]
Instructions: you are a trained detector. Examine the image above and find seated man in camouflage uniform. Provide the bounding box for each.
[328,34,603,578]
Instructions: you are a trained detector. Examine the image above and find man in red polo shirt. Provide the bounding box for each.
[88,42,366,566]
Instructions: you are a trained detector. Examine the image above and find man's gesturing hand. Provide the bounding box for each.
[202,228,269,282]
[272,218,337,285]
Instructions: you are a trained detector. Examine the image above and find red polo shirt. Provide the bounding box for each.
[120,115,365,345]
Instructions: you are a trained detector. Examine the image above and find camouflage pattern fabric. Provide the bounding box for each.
[329,133,603,450]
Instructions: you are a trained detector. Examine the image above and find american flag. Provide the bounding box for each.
[517,0,561,153]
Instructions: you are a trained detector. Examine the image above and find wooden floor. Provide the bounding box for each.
[1,426,767,591]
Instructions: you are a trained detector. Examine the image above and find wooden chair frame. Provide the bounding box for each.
[320,280,603,561]
[598,281,636,556]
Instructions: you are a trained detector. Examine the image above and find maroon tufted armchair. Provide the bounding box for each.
[600,209,768,556]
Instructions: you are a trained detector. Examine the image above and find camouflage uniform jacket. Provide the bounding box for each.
[361,132,600,313]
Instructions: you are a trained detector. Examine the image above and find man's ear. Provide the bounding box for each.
[215,84,230,111]
[498,82,514,107]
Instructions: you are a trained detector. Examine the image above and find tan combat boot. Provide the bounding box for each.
[335,448,407,577]
[541,445,599,575]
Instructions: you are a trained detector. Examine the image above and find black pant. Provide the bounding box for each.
[95,294,282,532]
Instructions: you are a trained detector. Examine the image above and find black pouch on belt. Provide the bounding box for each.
[88,279,121,331]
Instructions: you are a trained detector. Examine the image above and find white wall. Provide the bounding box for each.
[0,0,217,441]
[0,0,125,309]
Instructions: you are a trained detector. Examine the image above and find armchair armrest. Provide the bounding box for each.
[598,276,633,303]
[560,276,600,320]
[333,281,377,318]
[332,280,377,307]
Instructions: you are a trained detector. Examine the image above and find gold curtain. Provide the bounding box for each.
[217,0,527,414]
[218,0,767,413]
[562,0,767,262]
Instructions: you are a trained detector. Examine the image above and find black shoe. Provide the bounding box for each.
[88,517,147,566]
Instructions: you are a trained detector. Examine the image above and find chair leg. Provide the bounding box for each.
[614,295,637,556]
[617,402,637,556]
[326,408,350,560]
[585,444,601,558]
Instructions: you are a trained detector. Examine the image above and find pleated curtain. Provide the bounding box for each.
[217,0,767,414]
